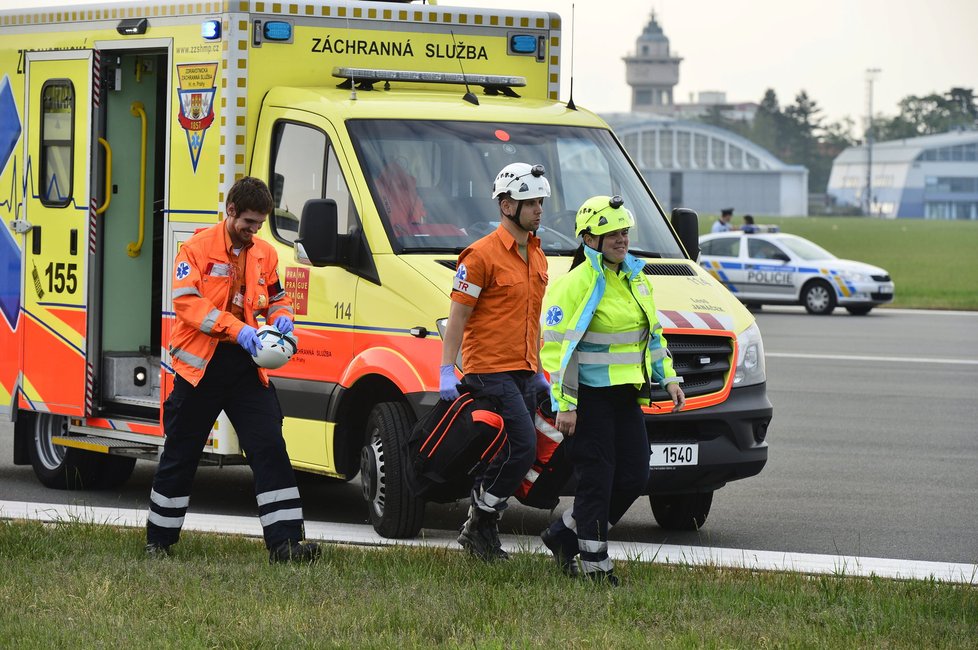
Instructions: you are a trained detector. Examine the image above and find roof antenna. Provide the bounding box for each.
[566,3,577,111]
[451,30,479,105]
[346,14,357,100]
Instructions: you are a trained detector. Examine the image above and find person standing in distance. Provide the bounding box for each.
[539,195,685,585]
[439,162,552,561]
[712,207,734,233]
[146,176,320,563]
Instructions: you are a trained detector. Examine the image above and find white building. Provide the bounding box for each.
[827,130,978,219]
[604,113,809,217]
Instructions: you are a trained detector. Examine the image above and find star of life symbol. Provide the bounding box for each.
[455,263,467,281]
[545,305,563,326]
[176,261,191,280]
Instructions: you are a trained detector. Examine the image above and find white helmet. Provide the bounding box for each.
[252,325,298,370]
[491,162,551,200]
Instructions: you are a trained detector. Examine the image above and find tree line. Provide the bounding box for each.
[695,86,977,194]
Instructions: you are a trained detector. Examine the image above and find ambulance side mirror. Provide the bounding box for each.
[671,208,699,261]
[295,199,339,266]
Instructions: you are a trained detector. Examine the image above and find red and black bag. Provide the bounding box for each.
[514,399,574,510]
[406,389,507,503]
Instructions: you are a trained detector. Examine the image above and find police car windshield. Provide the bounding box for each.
[347,119,685,258]
[778,235,837,261]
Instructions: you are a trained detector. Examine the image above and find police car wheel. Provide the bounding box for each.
[802,280,836,315]
[649,491,713,531]
[361,402,425,539]
[24,411,135,490]
[845,306,873,316]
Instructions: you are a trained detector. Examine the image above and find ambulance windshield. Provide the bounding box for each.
[348,119,685,259]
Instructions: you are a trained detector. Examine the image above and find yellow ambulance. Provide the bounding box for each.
[0,0,771,537]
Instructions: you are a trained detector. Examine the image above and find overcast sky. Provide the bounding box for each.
[5,0,976,131]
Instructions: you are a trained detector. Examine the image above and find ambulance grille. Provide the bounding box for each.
[643,263,696,276]
[651,333,732,401]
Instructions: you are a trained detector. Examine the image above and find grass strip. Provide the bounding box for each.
[0,519,974,648]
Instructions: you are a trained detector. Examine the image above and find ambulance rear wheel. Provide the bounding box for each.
[26,412,135,490]
[361,402,424,538]
[650,491,713,530]
[802,280,836,315]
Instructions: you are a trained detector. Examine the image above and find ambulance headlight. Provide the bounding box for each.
[734,322,766,387]
[435,318,462,371]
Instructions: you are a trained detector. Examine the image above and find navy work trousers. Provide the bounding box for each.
[567,384,650,567]
[146,343,304,549]
[464,370,538,510]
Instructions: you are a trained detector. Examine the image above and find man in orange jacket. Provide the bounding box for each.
[145,176,320,563]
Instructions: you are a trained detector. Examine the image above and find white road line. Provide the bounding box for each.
[2,500,974,585]
[766,352,978,366]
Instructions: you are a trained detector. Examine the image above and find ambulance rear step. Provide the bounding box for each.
[52,434,160,460]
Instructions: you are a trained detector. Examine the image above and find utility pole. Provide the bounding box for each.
[865,68,881,216]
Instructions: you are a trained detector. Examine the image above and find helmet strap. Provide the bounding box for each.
[508,199,534,232]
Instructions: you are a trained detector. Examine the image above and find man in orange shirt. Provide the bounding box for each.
[439,162,551,561]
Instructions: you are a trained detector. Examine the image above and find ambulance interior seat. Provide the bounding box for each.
[373,160,465,242]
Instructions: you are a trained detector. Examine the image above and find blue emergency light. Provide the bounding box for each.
[510,35,537,54]
[201,20,221,40]
[263,21,292,42]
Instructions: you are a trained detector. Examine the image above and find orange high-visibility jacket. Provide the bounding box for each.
[169,221,293,386]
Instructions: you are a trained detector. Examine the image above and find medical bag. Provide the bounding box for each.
[514,399,574,510]
[407,388,506,503]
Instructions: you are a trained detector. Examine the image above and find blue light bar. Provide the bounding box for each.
[263,21,292,42]
[201,20,221,40]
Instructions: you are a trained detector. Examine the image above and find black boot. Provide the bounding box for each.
[541,526,579,576]
[269,539,322,564]
[458,506,509,562]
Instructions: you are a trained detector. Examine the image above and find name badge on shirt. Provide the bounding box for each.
[232,290,245,308]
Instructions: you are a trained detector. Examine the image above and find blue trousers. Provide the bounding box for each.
[551,384,650,573]
[463,370,538,510]
[147,343,304,549]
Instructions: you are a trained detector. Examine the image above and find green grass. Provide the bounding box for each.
[1,520,974,648]
[698,216,978,310]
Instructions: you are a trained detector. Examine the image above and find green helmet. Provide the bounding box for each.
[575,195,634,237]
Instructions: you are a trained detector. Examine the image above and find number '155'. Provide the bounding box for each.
[44,262,78,294]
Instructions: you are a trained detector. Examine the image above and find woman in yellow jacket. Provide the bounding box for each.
[539,195,685,585]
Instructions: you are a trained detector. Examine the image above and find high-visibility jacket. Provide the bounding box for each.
[169,221,293,387]
[541,246,680,412]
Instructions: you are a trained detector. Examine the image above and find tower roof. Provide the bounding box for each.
[638,10,668,42]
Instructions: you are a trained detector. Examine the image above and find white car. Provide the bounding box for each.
[698,231,895,315]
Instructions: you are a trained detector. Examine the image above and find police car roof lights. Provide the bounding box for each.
[332,67,526,96]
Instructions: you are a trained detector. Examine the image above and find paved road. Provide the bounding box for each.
[2,307,976,564]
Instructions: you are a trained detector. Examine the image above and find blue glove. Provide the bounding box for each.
[439,364,460,401]
[237,326,262,356]
[273,315,294,335]
[531,372,550,394]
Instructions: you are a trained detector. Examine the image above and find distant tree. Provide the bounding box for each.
[750,89,784,154]
[876,86,978,139]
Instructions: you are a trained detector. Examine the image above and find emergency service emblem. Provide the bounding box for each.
[545,305,563,326]
[176,261,191,280]
[452,263,481,298]
[176,63,218,172]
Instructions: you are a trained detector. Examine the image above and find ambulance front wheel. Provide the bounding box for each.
[361,402,425,538]
[24,411,135,490]
[649,491,713,531]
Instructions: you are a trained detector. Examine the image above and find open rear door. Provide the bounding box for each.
[20,51,93,417]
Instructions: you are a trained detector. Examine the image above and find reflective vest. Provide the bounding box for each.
[169,221,293,387]
[541,247,679,412]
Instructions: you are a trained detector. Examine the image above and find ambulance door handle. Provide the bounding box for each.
[95,137,112,215]
[127,101,147,258]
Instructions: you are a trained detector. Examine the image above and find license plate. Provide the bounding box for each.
[650,443,698,467]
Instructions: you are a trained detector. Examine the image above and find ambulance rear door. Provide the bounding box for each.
[20,51,93,417]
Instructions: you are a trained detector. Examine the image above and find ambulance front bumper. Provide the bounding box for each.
[644,382,771,494]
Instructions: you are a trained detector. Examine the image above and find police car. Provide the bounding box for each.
[699,232,895,315]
